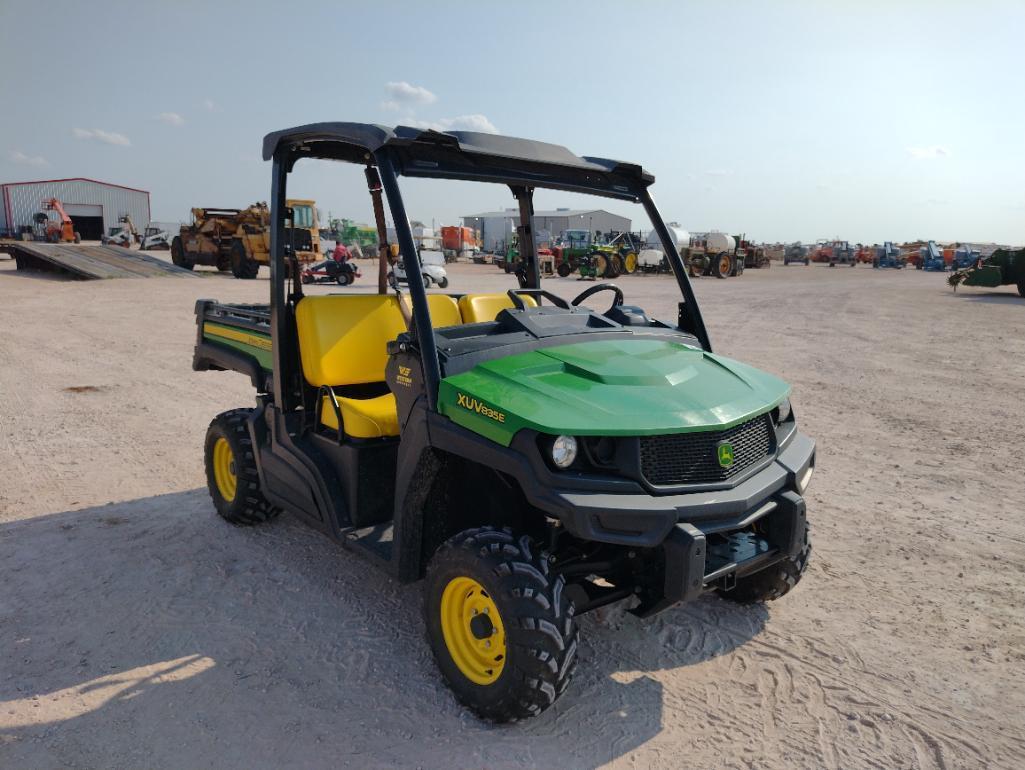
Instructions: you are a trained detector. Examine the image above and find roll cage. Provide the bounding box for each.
[264,122,711,413]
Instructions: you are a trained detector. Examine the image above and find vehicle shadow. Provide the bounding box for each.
[954,290,1024,305]
[0,491,767,769]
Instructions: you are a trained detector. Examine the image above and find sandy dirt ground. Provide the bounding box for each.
[1,254,1024,769]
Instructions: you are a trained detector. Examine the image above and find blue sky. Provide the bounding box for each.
[1,1,1022,244]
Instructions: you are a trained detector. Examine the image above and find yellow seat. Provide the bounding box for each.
[295,293,462,438]
[425,294,463,328]
[319,392,400,438]
[457,293,537,323]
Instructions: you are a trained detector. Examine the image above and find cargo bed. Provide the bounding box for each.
[193,300,273,390]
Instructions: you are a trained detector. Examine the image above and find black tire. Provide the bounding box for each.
[73,232,81,244]
[216,255,232,272]
[423,274,431,288]
[231,240,259,279]
[424,527,578,723]
[604,255,621,279]
[714,252,731,279]
[718,523,811,604]
[556,262,572,278]
[203,409,280,526]
[1017,281,1025,298]
[170,236,194,270]
[438,275,449,289]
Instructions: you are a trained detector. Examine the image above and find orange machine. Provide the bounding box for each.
[440,225,479,255]
[41,198,80,243]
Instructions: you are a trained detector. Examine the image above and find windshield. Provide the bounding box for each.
[291,205,315,229]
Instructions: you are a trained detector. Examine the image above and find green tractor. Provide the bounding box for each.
[192,122,816,722]
[554,230,638,279]
[948,247,1025,296]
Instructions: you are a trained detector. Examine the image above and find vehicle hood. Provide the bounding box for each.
[438,338,790,446]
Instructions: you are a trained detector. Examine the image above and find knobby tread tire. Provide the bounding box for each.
[718,523,811,604]
[424,526,578,722]
[204,409,280,526]
[231,241,259,279]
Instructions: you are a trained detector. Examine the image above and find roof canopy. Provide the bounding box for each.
[262,122,654,201]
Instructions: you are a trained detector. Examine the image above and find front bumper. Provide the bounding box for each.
[547,431,815,547]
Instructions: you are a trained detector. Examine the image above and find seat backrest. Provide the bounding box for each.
[295,294,463,387]
[295,295,407,386]
[457,293,537,324]
[426,294,462,328]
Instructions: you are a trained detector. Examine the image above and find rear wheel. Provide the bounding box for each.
[438,275,449,289]
[170,236,194,270]
[604,254,622,279]
[204,409,279,526]
[231,240,259,279]
[424,527,578,722]
[714,252,731,279]
[718,523,811,604]
[73,232,81,244]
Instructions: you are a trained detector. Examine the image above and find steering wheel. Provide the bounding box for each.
[571,282,624,312]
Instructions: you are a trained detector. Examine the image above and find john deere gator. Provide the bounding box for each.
[191,122,817,722]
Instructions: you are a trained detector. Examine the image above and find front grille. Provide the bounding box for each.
[640,414,775,486]
[284,227,313,253]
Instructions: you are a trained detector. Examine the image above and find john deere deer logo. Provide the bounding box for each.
[717,440,735,468]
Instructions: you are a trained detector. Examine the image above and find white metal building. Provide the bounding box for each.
[463,208,632,252]
[1,177,151,241]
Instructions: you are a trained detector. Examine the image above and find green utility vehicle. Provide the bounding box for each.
[193,122,816,722]
[949,246,1025,297]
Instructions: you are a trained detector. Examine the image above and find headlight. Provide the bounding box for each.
[551,435,578,469]
[776,397,792,424]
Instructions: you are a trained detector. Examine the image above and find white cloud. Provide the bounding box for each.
[908,145,949,159]
[72,128,131,146]
[409,114,499,134]
[203,98,216,111]
[385,81,437,105]
[380,100,401,112]
[9,150,48,167]
[157,112,185,126]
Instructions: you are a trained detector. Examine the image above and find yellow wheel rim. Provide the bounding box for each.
[594,254,607,276]
[624,252,638,273]
[212,437,237,503]
[719,254,732,275]
[440,576,506,685]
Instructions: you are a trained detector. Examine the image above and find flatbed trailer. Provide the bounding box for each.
[2,240,199,279]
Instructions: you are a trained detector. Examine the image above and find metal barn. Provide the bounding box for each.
[462,208,632,252]
[1,177,151,241]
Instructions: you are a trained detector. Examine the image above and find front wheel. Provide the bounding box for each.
[170,236,194,270]
[423,274,431,289]
[204,409,280,526]
[556,262,572,278]
[718,523,811,604]
[231,240,259,279]
[424,527,578,722]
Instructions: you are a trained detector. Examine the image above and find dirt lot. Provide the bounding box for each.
[1,255,1023,769]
